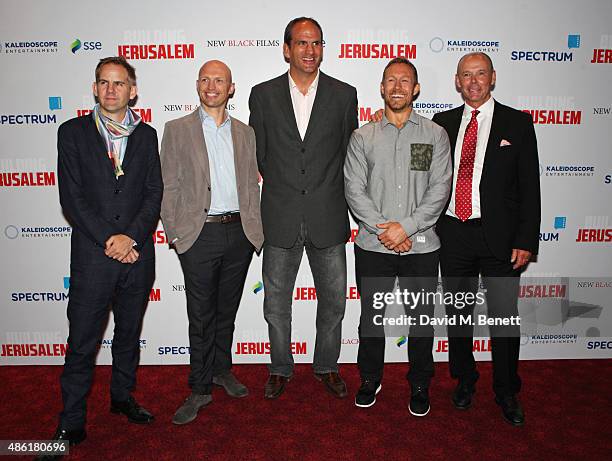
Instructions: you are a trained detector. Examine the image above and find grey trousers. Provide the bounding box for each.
[263,223,346,376]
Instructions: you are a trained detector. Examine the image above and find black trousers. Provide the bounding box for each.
[355,245,439,388]
[437,215,521,398]
[60,257,155,430]
[178,221,254,394]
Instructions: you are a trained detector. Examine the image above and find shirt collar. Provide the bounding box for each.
[288,70,320,93]
[199,105,231,127]
[463,97,495,118]
[381,108,420,128]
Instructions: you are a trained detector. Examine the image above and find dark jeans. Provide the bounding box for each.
[60,257,155,430]
[355,245,439,388]
[178,222,254,394]
[263,222,346,377]
[438,215,521,397]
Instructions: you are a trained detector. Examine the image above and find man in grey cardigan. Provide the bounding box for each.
[344,58,451,415]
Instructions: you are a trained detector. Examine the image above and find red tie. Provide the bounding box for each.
[455,109,479,221]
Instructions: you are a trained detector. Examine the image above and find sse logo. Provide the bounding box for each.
[71,38,102,54]
[586,340,612,349]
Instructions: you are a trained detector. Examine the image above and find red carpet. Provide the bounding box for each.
[1,360,610,460]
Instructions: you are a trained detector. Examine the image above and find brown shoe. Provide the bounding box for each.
[314,372,348,398]
[264,374,290,399]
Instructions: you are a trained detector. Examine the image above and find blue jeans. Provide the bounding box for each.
[263,223,346,377]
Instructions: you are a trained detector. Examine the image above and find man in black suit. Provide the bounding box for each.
[38,56,162,459]
[432,52,540,426]
[249,17,358,399]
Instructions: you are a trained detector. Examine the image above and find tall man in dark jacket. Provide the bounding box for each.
[249,17,358,399]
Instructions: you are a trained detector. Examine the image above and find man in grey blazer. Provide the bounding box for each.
[160,60,263,425]
[249,17,358,399]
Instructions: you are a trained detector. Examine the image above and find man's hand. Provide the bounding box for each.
[393,238,412,253]
[105,234,135,261]
[370,109,384,123]
[377,222,408,250]
[511,248,532,270]
[120,248,140,264]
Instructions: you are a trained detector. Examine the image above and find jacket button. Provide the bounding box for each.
[204,208,208,213]
[208,186,211,191]
[301,190,307,195]
[114,215,120,220]
[301,148,305,153]
[301,169,305,174]
[114,189,121,194]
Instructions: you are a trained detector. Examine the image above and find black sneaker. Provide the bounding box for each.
[409,386,430,416]
[355,379,381,408]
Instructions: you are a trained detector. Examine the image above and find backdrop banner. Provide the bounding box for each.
[1,0,611,365]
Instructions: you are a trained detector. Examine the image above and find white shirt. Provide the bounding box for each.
[288,71,319,140]
[447,97,495,219]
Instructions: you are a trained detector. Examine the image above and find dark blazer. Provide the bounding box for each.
[249,71,358,248]
[57,114,163,265]
[432,101,540,261]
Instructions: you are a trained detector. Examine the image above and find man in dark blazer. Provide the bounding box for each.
[432,52,540,426]
[39,57,162,459]
[160,60,263,425]
[249,17,358,399]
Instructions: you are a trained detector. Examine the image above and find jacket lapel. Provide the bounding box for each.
[447,105,463,168]
[303,72,331,144]
[230,117,243,196]
[120,124,141,173]
[278,73,302,142]
[85,114,116,180]
[482,101,503,184]
[187,109,211,186]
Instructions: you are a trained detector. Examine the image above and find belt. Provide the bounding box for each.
[205,212,241,224]
[445,215,482,226]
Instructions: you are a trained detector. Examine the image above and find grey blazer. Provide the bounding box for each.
[160,109,264,254]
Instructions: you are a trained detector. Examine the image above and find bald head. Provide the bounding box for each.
[196,59,235,112]
[457,52,494,75]
[198,59,232,83]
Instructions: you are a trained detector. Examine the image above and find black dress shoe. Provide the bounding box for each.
[495,395,525,426]
[452,381,475,410]
[110,396,155,424]
[33,427,86,460]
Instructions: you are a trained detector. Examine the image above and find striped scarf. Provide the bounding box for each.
[93,104,141,178]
